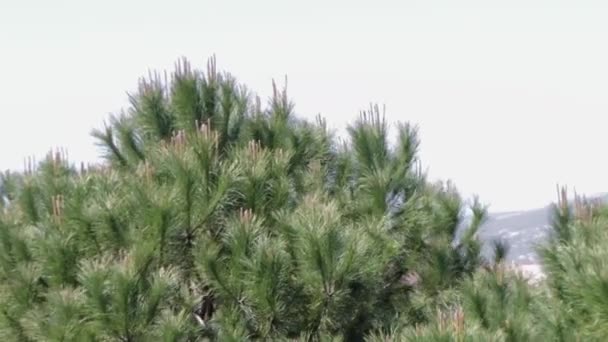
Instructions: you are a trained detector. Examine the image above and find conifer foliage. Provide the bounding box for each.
[1,56,607,341]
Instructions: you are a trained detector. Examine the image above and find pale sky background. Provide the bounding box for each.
[1,0,607,212]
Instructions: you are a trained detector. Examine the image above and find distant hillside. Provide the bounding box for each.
[478,206,553,264]
[474,192,608,265]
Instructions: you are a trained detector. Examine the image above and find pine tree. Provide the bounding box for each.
[9,56,608,341]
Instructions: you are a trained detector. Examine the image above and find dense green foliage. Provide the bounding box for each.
[0,57,607,341]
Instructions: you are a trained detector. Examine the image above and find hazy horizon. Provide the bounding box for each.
[2,0,607,212]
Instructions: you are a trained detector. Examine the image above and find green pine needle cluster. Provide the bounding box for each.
[0,56,606,341]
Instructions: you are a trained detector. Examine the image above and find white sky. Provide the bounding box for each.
[1,0,607,212]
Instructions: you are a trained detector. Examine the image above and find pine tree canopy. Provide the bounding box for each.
[0,56,607,341]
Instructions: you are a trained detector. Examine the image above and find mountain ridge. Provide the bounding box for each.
[476,192,608,265]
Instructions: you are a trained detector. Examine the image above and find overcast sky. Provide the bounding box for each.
[1,0,607,212]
